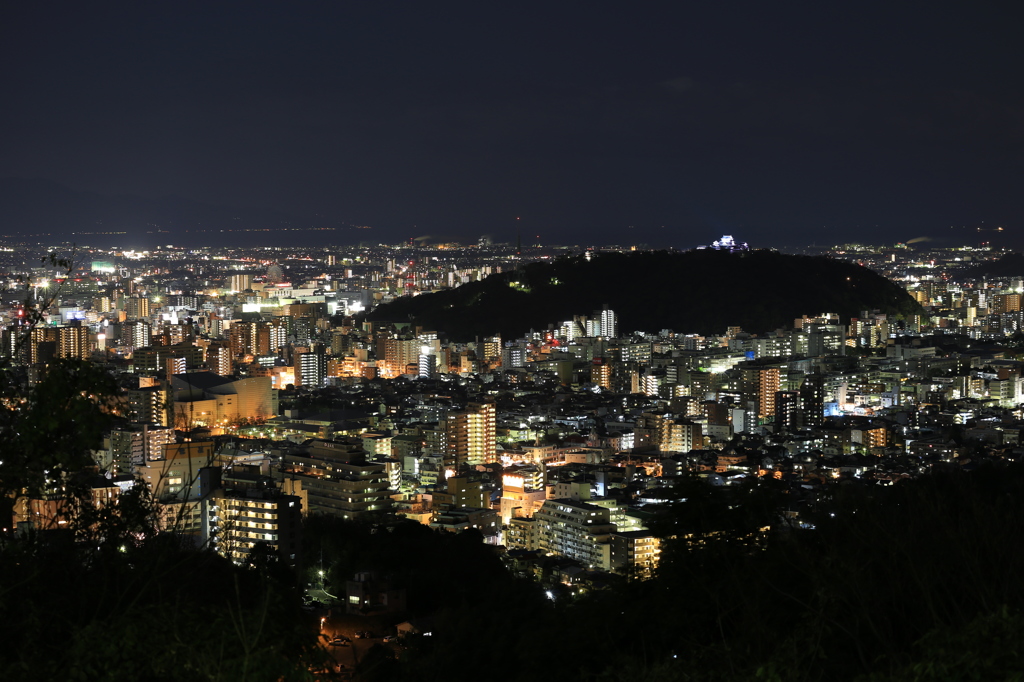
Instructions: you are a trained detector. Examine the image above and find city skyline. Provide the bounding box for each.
[3,3,1023,250]
[3,217,1024,677]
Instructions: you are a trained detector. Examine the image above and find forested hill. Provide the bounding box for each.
[365,250,922,339]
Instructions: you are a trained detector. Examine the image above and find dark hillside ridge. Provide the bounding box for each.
[969,252,1024,278]
[365,250,923,340]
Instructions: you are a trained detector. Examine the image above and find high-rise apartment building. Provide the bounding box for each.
[292,317,314,346]
[229,273,253,293]
[123,320,152,351]
[207,342,232,376]
[609,531,662,578]
[600,306,618,338]
[216,490,302,567]
[418,351,436,378]
[774,391,799,433]
[275,438,393,519]
[268,319,287,352]
[591,358,612,390]
[743,367,781,419]
[125,383,171,426]
[534,498,616,570]
[635,412,703,453]
[162,323,192,346]
[229,320,283,358]
[107,423,175,475]
[799,374,825,429]
[330,330,353,357]
[229,321,258,358]
[165,356,187,380]
[502,345,527,368]
[57,324,90,360]
[132,344,204,374]
[379,337,420,378]
[28,327,58,365]
[125,296,151,320]
[296,349,327,388]
[481,335,502,369]
[445,402,496,470]
[992,293,1022,315]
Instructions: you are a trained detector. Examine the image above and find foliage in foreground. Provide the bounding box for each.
[0,530,322,682]
[0,357,322,681]
[363,464,1024,682]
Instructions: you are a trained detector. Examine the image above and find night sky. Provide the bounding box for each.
[2,2,1023,249]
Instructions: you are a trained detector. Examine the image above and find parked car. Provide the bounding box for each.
[329,638,350,647]
[383,635,399,643]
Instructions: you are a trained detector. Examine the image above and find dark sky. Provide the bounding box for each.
[2,2,1023,248]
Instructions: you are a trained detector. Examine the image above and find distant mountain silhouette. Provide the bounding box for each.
[366,250,923,339]
[969,252,1024,279]
[0,177,361,247]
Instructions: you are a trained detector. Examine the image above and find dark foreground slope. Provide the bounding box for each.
[377,463,1024,682]
[366,250,922,339]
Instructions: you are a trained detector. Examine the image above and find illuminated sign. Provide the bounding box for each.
[502,474,524,491]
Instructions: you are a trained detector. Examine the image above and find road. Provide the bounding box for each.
[319,616,396,676]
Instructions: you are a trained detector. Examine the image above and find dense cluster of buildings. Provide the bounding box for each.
[4,238,1024,584]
